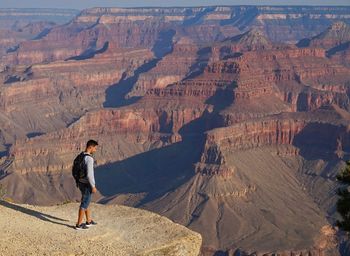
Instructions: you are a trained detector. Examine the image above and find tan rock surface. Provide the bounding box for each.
[0,201,202,256]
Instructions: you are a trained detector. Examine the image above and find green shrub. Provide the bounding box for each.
[336,161,350,232]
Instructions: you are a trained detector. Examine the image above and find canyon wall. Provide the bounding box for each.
[1,7,350,256]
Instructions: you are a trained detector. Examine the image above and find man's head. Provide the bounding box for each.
[85,139,98,154]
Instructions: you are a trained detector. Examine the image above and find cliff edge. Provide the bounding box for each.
[0,201,202,256]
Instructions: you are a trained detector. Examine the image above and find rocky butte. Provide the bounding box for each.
[0,6,350,256]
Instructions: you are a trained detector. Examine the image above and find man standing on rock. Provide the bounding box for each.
[75,139,99,230]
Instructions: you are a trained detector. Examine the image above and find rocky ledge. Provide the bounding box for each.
[0,201,202,256]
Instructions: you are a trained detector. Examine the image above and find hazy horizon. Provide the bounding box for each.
[1,0,350,9]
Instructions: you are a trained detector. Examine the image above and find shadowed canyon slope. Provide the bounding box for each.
[1,6,350,256]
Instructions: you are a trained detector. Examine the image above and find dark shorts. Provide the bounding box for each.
[78,182,92,210]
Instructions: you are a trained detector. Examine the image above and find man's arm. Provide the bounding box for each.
[85,156,96,191]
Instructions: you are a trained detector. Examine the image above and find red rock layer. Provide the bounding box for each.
[128,38,199,97]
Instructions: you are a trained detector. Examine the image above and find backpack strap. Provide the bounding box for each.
[82,152,93,160]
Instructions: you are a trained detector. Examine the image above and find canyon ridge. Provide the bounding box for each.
[0,5,350,256]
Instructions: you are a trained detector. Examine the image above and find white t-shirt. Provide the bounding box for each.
[78,153,95,188]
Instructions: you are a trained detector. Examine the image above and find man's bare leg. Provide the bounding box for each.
[85,208,92,223]
[77,208,85,225]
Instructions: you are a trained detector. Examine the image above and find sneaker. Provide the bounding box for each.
[75,223,89,230]
[86,220,97,227]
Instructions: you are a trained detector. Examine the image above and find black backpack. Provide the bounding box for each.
[72,152,89,185]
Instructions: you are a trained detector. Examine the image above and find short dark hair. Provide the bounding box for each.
[86,140,98,148]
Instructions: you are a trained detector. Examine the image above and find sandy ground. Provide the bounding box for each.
[0,201,202,256]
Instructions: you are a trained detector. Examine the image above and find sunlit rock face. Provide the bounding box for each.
[1,6,350,256]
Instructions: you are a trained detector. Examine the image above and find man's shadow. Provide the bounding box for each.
[0,200,74,229]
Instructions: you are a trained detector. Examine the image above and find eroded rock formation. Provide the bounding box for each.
[1,7,350,256]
